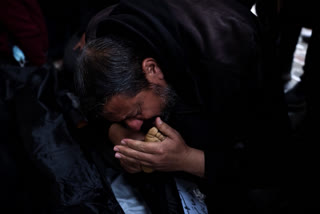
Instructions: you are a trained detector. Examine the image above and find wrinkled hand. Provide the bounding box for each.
[109,123,145,173]
[118,154,143,173]
[113,117,192,172]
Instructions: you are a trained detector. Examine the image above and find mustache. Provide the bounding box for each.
[158,85,177,122]
[139,85,177,133]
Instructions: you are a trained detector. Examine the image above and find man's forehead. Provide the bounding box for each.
[102,94,137,120]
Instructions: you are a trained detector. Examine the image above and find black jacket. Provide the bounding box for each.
[0,64,126,213]
[86,0,292,212]
[87,0,290,180]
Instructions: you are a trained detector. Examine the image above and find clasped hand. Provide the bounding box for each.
[113,117,192,173]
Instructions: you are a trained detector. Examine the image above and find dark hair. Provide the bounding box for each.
[75,35,151,116]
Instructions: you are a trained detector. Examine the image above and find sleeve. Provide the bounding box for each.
[182,10,288,188]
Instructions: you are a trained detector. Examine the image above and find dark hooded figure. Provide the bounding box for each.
[75,0,292,213]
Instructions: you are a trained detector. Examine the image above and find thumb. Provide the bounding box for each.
[155,117,175,139]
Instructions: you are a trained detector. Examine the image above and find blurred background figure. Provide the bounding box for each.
[256,1,318,213]
[1,1,120,213]
[1,1,48,212]
[0,0,48,67]
[255,0,318,136]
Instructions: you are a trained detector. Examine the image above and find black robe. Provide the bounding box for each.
[85,0,292,213]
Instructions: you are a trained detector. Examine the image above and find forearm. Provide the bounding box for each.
[182,148,205,177]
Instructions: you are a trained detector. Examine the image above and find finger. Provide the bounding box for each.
[120,159,141,173]
[120,139,160,154]
[155,117,176,139]
[115,152,152,168]
[114,146,155,166]
[117,152,143,171]
[120,155,141,169]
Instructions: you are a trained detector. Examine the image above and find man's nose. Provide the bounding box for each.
[124,118,144,131]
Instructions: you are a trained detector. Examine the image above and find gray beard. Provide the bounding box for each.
[152,84,177,122]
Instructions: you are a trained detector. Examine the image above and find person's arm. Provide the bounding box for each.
[113,117,205,177]
[181,147,205,177]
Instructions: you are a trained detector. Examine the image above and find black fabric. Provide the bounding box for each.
[85,0,292,213]
[0,65,125,213]
[0,62,186,213]
[38,0,119,61]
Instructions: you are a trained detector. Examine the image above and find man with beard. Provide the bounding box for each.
[75,0,291,213]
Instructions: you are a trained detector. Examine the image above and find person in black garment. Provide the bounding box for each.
[75,0,291,213]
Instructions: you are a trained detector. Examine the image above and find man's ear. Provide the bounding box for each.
[142,58,166,86]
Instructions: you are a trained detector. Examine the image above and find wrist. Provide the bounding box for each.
[182,148,205,177]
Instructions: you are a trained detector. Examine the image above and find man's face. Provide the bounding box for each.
[102,86,174,131]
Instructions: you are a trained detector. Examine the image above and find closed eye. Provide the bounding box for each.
[137,103,142,116]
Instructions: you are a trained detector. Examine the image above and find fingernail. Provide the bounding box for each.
[114,147,119,152]
[121,140,126,145]
[158,117,162,124]
[115,153,121,158]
